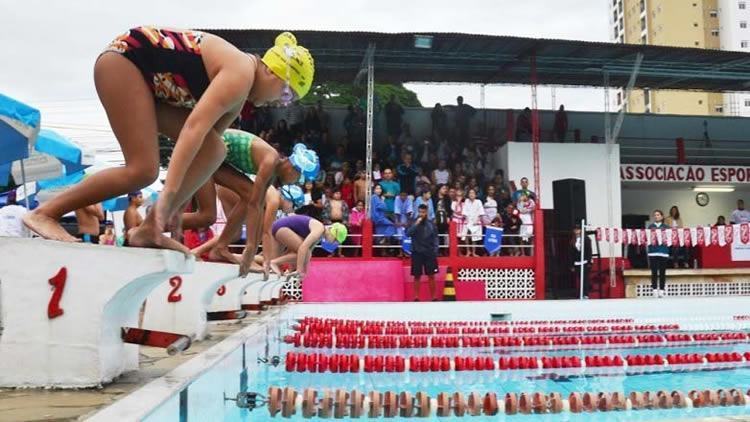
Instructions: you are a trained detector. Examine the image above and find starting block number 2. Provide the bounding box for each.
[47,267,67,319]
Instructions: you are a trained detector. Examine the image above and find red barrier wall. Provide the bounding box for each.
[697,245,750,269]
[303,259,406,302]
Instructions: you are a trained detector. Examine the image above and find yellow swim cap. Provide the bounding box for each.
[261,32,315,99]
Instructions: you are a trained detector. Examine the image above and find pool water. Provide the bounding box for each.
[143,318,750,422]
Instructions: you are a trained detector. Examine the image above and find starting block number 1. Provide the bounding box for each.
[47,267,67,319]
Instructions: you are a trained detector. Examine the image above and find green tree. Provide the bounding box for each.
[300,82,421,107]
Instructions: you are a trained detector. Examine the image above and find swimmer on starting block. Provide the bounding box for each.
[179,131,318,273]
[266,215,348,279]
[24,27,314,256]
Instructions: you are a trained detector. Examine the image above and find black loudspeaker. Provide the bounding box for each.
[553,179,587,232]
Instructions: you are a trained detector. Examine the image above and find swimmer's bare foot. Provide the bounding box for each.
[23,211,79,242]
[127,225,191,256]
[191,237,218,257]
[270,262,282,277]
[205,245,240,264]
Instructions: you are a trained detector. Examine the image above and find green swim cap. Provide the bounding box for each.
[329,222,348,243]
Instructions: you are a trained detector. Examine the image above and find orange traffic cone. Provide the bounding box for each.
[442,267,456,301]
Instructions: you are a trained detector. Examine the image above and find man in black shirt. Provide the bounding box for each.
[407,204,440,301]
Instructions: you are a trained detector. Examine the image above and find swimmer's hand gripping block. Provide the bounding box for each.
[0,238,193,388]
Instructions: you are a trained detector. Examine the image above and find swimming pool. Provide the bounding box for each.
[91,299,750,421]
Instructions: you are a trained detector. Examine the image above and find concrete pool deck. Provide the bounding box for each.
[0,311,276,422]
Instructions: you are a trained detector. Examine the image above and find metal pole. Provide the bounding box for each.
[579,218,586,300]
[603,69,616,289]
[19,157,30,210]
[364,45,374,218]
[530,54,541,202]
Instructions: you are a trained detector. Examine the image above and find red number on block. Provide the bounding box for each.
[168,276,183,302]
[216,285,226,296]
[47,267,67,319]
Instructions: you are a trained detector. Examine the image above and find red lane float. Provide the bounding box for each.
[282,331,749,350]
[284,351,750,374]
[293,319,681,336]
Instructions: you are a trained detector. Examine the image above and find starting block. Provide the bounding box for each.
[0,238,192,388]
[208,273,265,314]
[141,261,240,341]
[242,275,289,311]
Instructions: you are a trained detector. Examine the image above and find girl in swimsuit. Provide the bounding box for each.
[267,215,347,279]
[24,27,314,255]
[181,130,318,274]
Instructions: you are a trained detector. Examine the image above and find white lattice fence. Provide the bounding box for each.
[635,281,750,298]
[282,277,303,301]
[457,268,536,300]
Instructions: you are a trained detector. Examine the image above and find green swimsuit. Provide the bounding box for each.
[223,129,256,176]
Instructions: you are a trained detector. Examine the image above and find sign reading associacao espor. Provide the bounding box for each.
[620,164,750,183]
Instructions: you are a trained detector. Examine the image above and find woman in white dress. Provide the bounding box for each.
[462,188,485,257]
[517,193,536,256]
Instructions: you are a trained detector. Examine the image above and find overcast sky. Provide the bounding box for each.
[0,0,610,163]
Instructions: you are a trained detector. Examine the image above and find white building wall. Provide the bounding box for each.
[719,0,750,116]
[500,143,622,258]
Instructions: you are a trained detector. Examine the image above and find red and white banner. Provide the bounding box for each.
[593,224,750,247]
[621,164,750,183]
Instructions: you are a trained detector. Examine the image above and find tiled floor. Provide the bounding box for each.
[0,314,268,422]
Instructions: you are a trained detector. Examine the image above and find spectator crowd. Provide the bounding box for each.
[237,95,538,257]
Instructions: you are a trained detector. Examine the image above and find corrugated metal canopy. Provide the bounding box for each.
[204,29,750,92]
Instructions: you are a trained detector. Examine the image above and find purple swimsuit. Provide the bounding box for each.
[271,214,312,238]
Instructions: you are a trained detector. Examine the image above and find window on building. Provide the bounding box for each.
[617,92,622,105]
[699,100,704,105]
[695,41,701,46]
[742,40,749,48]
[640,0,645,12]
[644,89,650,106]
[641,16,647,31]
[741,2,747,9]
[641,35,648,44]
[614,26,619,38]
[745,99,750,107]
[710,10,719,17]
[742,21,748,28]
[712,29,720,36]
[620,17,624,29]
[715,105,724,113]
[694,22,699,27]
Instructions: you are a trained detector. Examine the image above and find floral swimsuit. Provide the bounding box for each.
[105,26,210,109]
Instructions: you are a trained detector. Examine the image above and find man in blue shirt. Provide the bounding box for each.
[379,168,400,214]
[394,190,414,233]
[511,177,537,203]
[396,153,419,195]
[413,190,435,221]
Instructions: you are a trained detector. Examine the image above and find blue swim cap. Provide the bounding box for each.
[280,184,304,208]
[289,144,320,183]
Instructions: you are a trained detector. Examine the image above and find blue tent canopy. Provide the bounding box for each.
[0,93,41,186]
[0,93,41,164]
[35,129,90,174]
